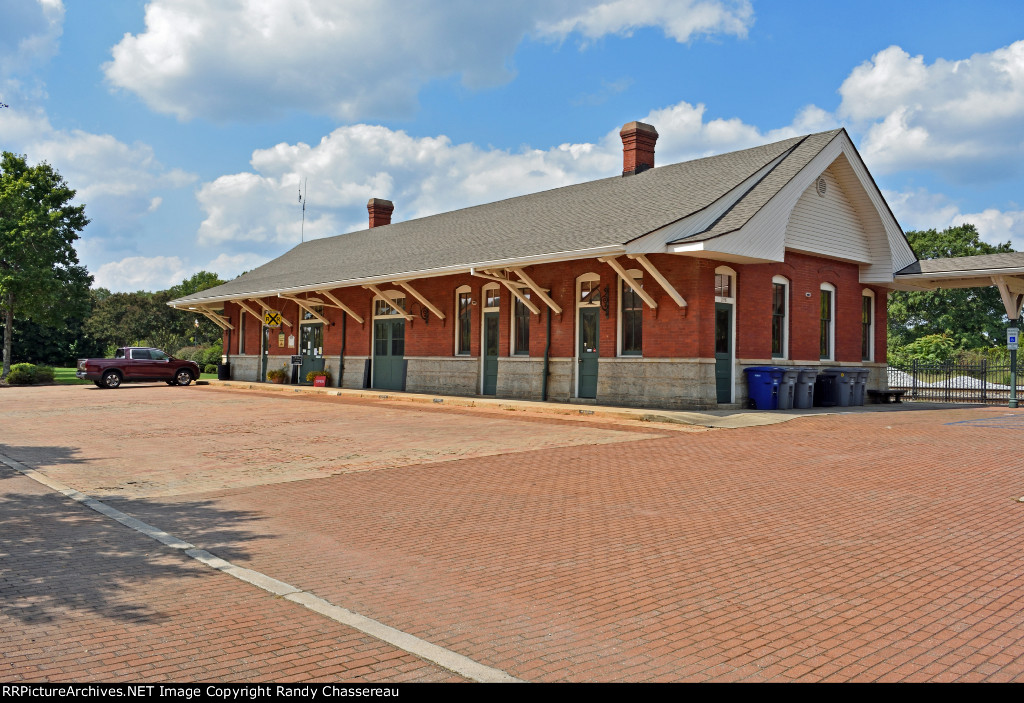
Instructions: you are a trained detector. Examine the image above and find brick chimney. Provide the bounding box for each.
[367,198,394,228]
[620,121,658,176]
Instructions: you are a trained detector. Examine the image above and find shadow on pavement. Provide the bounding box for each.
[0,444,269,626]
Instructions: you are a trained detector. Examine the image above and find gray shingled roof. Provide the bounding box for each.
[173,129,844,305]
[896,252,1024,276]
[671,130,842,243]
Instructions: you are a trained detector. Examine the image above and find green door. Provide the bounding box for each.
[261,326,270,382]
[483,312,499,395]
[373,318,405,390]
[715,303,732,403]
[578,307,599,399]
[298,323,325,383]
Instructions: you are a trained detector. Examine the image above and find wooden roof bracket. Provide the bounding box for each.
[508,267,562,315]
[627,254,688,309]
[316,290,364,324]
[599,256,658,309]
[363,284,414,320]
[473,269,541,315]
[195,306,234,331]
[993,275,1024,319]
[233,299,265,323]
[281,294,331,325]
[249,298,293,327]
[394,281,446,320]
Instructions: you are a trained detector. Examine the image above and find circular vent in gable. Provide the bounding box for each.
[816,177,827,197]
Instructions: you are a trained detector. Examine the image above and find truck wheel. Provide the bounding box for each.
[102,371,122,389]
[175,369,193,386]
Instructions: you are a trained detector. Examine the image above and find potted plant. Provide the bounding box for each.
[266,367,288,384]
[305,370,332,387]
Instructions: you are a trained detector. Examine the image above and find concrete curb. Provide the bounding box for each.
[202,380,811,430]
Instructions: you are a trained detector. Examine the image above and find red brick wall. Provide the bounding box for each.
[732,251,884,363]
[217,252,888,365]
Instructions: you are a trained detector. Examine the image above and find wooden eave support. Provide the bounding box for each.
[281,294,331,325]
[363,284,414,320]
[993,275,1024,319]
[249,298,293,327]
[316,290,364,324]
[394,281,446,320]
[196,306,234,331]
[233,299,265,323]
[627,254,688,308]
[507,268,562,315]
[472,269,541,315]
[599,256,659,309]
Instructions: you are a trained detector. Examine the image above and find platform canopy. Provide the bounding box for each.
[893,252,1024,320]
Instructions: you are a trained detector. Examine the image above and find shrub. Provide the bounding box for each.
[305,369,332,384]
[202,339,223,368]
[5,363,54,385]
[174,345,206,363]
[266,367,288,383]
[204,364,217,374]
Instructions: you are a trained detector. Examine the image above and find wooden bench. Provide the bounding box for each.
[867,389,907,404]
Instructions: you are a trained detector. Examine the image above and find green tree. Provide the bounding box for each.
[0,152,91,379]
[888,224,1013,351]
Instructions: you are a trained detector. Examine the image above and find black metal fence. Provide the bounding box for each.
[888,360,1024,403]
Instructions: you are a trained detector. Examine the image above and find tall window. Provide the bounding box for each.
[513,290,531,355]
[861,290,874,361]
[620,272,643,356]
[771,276,789,359]
[456,286,472,355]
[820,283,835,360]
[238,310,246,354]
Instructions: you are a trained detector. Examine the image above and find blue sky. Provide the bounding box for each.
[3,0,1024,291]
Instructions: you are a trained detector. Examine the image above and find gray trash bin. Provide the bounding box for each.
[814,368,841,406]
[833,368,855,407]
[851,368,869,406]
[795,369,818,409]
[778,368,801,410]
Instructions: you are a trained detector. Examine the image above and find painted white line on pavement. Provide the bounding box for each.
[0,452,523,684]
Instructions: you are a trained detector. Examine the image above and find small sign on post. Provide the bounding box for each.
[1008,328,1019,351]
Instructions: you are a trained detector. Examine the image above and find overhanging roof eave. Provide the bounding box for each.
[167,243,626,308]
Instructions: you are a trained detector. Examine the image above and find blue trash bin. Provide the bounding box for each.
[745,366,785,410]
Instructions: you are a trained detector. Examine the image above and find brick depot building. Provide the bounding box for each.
[171,124,916,409]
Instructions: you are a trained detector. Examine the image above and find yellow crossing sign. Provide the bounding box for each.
[264,310,283,327]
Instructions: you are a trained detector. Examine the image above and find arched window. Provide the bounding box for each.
[714,266,736,303]
[861,289,875,362]
[820,283,836,361]
[455,285,473,355]
[619,269,643,356]
[771,275,790,359]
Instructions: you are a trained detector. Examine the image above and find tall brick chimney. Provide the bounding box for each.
[620,121,658,176]
[367,198,394,228]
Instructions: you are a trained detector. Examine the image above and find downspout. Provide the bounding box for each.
[338,314,346,388]
[542,306,551,401]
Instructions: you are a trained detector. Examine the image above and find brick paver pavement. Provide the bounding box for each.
[2,385,1024,682]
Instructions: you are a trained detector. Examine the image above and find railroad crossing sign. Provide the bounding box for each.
[264,309,283,327]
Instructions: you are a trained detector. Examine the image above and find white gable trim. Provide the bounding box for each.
[625,148,795,255]
[667,132,915,283]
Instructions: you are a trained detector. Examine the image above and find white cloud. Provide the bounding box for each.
[886,188,1024,251]
[0,104,196,231]
[537,0,752,43]
[0,0,64,76]
[92,255,189,292]
[838,42,1024,181]
[195,99,836,251]
[104,1,755,122]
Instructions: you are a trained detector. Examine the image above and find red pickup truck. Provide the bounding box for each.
[77,347,201,389]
